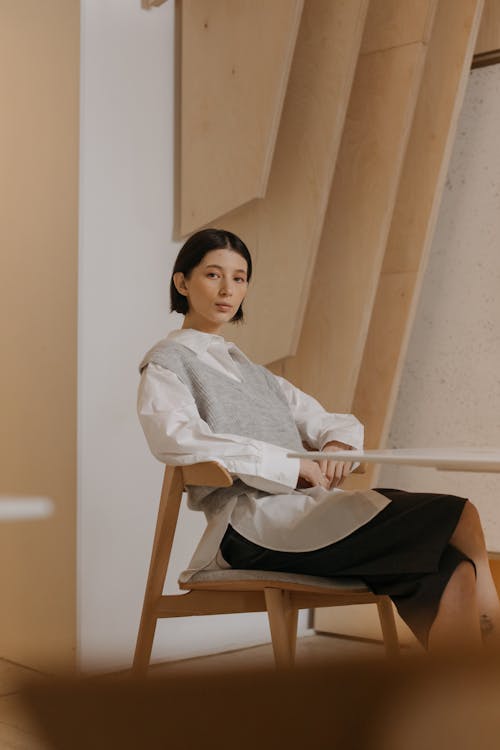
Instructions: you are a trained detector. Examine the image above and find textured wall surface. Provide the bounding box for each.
[380,63,500,551]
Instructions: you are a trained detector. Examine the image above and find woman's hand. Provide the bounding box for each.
[319,441,354,489]
[296,441,355,490]
[297,458,330,490]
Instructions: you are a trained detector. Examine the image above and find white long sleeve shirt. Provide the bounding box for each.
[137,329,389,581]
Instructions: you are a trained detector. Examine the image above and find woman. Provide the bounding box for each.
[138,228,500,652]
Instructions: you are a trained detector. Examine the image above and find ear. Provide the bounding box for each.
[173,271,188,297]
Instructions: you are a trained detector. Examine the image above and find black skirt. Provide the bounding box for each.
[220,489,473,648]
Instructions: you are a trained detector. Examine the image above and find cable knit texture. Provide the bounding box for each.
[139,340,303,517]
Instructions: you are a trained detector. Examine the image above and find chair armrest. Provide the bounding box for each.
[181,462,233,488]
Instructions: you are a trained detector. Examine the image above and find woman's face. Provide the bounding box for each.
[174,247,249,334]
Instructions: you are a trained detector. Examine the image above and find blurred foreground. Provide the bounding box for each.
[21,649,500,750]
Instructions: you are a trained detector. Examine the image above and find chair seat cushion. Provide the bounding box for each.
[180,568,370,591]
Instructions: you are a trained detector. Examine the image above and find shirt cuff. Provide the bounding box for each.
[236,443,300,494]
[320,428,364,451]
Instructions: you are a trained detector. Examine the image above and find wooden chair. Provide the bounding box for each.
[133,462,399,674]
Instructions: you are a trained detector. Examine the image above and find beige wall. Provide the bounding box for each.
[0,1,79,670]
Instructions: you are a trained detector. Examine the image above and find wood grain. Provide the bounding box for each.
[350,0,484,489]
[179,0,303,235]
[283,39,428,411]
[0,0,79,672]
[475,0,500,54]
[222,0,369,365]
[361,0,437,53]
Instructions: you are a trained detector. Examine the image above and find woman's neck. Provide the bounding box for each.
[182,315,223,336]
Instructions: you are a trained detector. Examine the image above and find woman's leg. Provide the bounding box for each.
[427,560,481,652]
[448,500,500,645]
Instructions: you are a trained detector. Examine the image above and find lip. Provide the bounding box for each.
[215,303,233,311]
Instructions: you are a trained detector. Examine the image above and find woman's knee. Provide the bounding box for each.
[449,560,477,599]
[462,499,482,526]
[453,500,487,552]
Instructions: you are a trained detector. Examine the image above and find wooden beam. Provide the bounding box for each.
[474,0,500,54]
[282,1,436,410]
[178,0,303,236]
[346,0,484,491]
[222,0,369,365]
[361,0,437,53]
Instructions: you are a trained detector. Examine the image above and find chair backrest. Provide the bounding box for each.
[150,462,233,594]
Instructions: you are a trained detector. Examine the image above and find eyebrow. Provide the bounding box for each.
[205,264,247,275]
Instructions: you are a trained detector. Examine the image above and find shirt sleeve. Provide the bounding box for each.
[137,363,300,494]
[272,374,364,451]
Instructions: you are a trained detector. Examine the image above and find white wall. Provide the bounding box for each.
[78,0,308,672]
[380,64,500,551]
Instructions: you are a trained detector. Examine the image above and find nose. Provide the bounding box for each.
[219,280,233,296]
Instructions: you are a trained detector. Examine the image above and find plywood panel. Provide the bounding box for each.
[221,0,369,365]
[475,0,500,53]
[348,0,484,491]
[179,0,303,235]
[0,0,79,670]
[283,40,428,411]
[361,0,437,53]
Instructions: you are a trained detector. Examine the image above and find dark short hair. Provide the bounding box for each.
[170,228,252,322]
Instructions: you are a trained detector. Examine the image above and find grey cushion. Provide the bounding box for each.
[182,568,369,591]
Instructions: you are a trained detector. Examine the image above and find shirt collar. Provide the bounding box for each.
[167,328,237,357]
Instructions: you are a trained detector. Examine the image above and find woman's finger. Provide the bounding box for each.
[323,461,353,489]
[342,461,352,477]
[319,474,329,489]
[312,463,327,488]
[334,462,344,486]
[324,459,336,485]
[324,460,338,488]
[338,463,351,487]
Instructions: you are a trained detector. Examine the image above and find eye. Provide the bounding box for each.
[235,277,247,283]
[207,272,220,279]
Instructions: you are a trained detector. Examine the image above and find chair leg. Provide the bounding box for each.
[132,608,158,676]
[377,597,400,658]
[264,588,294,669]
[285,604,299,664]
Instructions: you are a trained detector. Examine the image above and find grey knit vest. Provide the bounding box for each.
[139,339,303,517]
